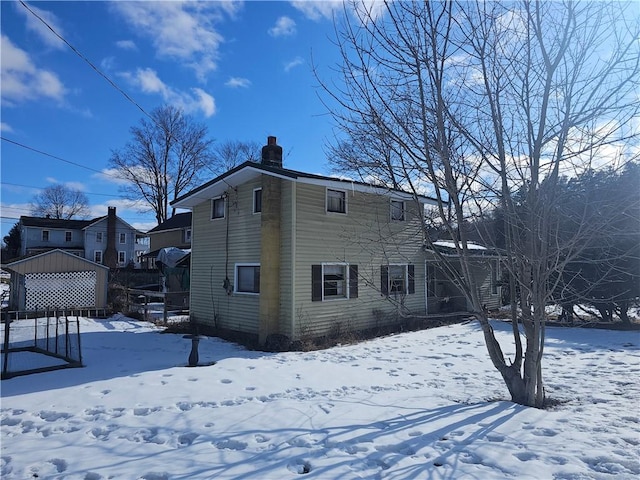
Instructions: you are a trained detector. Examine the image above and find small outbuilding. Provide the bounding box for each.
[3,249,109,310]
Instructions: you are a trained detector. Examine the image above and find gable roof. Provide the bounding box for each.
[172,161,438,209]
[147,212,192,234]
[3,248,110,272]
[20,216,97,230]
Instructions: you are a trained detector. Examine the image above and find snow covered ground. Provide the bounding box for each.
[1,315,639,479]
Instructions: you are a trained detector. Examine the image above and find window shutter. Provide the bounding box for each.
[312,265,322,301]
[408,264,415,294]
[381,265,389,296]
[349,264,358,298]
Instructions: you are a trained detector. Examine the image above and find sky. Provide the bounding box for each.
[2,311,639,478]
[1,0,360,239]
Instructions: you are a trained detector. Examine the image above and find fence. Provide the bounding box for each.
[126,289,189,324]
[1,309,85,379]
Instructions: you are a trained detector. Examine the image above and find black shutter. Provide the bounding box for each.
[349,264,358,298]
[381,265,389,296]
[312,264,322,301]
[408,264,415,294]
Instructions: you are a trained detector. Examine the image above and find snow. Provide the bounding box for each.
[2,315,639,479]
[433,241,488,250]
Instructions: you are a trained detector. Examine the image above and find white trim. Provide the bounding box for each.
[211,196,226,220]
[234,263,260,295]
[94,250,103,264]
[321,262,350,301]
[326,188,348,215]
[390,199,405,221]
[388,263,409,295]
[253,188,262,214]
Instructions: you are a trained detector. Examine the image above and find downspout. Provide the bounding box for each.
[291,181,297,339]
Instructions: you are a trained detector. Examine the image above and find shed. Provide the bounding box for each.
[3,249,109,310]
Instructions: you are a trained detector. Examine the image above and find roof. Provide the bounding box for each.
[172,161,438,209]
[20,216,98,230]
[3,248,110,272]
[147,212,192,234]
[425,240,503,257]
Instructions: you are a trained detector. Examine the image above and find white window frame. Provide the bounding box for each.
[42,230,49,242]
[211,196,225,220]
[322,262,350,300]
[390,199,405,221]
[119,233,126,244]
[94,250,103,264]
[253,188,262,214]
[326,188,347,214]
[234,263,260,295]
[96,232,103,243]
[388,264,408,295]
[118,251,126,265]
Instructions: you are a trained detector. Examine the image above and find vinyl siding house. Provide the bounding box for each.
[142,212,192,269]
[19,207,147,268]
[172,137,438,346]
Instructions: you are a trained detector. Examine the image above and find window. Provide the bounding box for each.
[119,233,126,244]
[42,230,49,242]
[326,189,346,214]
[65,231,72,242]
[118,251,126,265]
[253,188,262,214]
[391,200,405,221]
[94,251,103,264]
[184,228,192,243]
[235,264,260,294]
[212,197,225,219]
[381,264,415,296]
[312,263,358,301]
[96,232,103,243]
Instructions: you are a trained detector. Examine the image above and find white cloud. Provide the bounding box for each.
[284,56,305,72]
[225,77,252,88]
[116,39,137,51]
[291,1,343,21]
[111,2,231,82]
[14,2,66,50]
[120,68,216,117]
[0,35,66,106]
[100,56,116,72]
[269,16,297,37]
[0,122,14,133]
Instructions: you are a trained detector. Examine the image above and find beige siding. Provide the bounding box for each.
[189,179,263,334]
[149,230,188,251]
[291,183,427,339]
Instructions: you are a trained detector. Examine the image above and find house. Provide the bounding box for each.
[3,249,109,310]
[18,207,148,269]
[171,136,437,346]
[142,212,192,269]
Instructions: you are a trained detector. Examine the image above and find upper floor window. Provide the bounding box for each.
[327,189,346,214]
[381,264,415,296]
[65,231,72,242]
[119,233,126,244]
[42,230,49,242]
[212,197,225,219]
[235,264,260,294]
[390,200,405,221]
[184,228,192,243]
[312,263,358,301]
[96,232,103,243]
[253,188,262,214]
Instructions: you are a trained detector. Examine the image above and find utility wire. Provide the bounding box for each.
[18,0,153,123]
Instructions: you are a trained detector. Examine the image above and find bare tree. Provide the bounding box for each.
[109,105,214,224]
[319,1,639,407]
[30,184,90,219]
[209,140,262,176]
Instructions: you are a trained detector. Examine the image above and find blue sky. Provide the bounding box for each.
[1,0,360,238]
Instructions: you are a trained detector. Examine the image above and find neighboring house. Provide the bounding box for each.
[3,249,109,310]
[172,136,438,346]
[18,207,148,269]
[142,212,192,269]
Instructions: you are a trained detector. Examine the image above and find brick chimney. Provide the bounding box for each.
[103,206,118,268]
[261,136,283,169]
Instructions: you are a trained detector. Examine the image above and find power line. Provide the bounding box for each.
[18,0,153,123]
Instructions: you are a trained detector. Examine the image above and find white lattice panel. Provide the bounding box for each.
[25,271,96,309]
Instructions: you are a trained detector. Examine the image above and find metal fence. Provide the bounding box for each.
[1,309,84,379]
